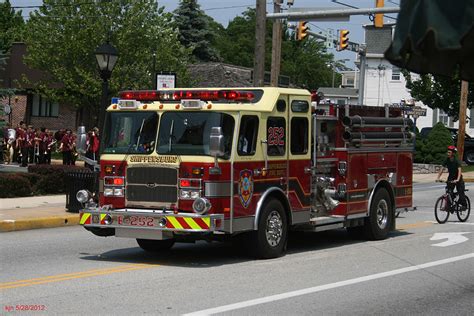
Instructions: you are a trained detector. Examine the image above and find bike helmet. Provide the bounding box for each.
[447,145,457,152]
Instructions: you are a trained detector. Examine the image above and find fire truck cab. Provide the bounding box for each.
[78,87,413,259]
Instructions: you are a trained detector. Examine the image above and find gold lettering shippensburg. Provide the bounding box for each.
[129,156,178,164]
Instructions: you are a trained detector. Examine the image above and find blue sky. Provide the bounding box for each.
[8,0,399,66]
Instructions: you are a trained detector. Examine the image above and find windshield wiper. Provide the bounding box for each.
[136,118,145,149]
[168,120,174,153]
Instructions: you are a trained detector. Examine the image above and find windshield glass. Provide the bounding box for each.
[157,112,234,158]
[103,111,159,154]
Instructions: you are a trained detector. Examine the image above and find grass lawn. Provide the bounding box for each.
[462,165,474,172]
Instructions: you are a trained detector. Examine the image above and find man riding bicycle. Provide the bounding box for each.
[436,145,467,211]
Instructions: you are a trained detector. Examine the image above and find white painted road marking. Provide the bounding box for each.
[184,253,474,316]
[430,232,471,247]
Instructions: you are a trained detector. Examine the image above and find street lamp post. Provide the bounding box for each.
[95,42,118,152]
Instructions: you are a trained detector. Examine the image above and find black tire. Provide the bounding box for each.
[434,196,450,224]
[464,149,474,165]
[364,188,393,240]
[456,196,471,222]
[136,238,175,252]
[249,199,288,259]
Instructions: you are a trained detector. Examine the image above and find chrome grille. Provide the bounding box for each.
[126,167,178,204]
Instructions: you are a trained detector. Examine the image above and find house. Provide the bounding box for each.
[359,24,474,135]
[0,42,78,131]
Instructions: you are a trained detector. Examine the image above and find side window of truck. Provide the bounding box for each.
[238,115,259,156]
[267,117,286,156]
[291,117,308,154]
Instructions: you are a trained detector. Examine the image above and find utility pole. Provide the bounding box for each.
[457,80,468,161]
[357,45,367,105]
[253,0,266,86]
[270,1,282,87]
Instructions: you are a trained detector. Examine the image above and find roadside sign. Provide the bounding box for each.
[406,106,427,117]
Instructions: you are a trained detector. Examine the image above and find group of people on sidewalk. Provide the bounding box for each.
[1,122,100,167]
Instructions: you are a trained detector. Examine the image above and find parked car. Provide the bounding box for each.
[419,127,474,165]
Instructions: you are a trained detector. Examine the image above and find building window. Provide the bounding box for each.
[346,78,354,86]
[31,94,59,117]
[336,99,346,105]
[391,66,401,81]
[438,110,449,125]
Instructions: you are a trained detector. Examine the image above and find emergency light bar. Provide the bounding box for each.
[118,89,263,103]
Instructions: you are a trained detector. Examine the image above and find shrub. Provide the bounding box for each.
[0,174,33,198]
[421,122,453,164]
[27,165,92,195]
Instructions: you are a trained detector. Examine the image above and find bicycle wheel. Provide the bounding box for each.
[456,196,471,222]
[435,196,450,224]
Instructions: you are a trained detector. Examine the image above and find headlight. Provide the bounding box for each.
[76,190,91,203]
[180,190,201,199]
[192,197,211,215]
[113,188,124,197]
[104,188,114,196]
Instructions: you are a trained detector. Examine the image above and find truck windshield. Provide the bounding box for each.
[157,112,234,159]
[103,112,159,154]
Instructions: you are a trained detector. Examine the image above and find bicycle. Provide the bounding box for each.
[434,180,471,224]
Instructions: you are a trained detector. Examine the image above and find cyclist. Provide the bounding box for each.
[436,145,467,211]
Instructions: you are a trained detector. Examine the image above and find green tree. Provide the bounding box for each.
[0,0,25,52]
[22,0,191,127]
[174,0,220,62]
[421,122,453,164]
[403,70,474,121]
[213,8,333,89]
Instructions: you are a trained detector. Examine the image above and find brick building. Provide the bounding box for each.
[0,42,78,131]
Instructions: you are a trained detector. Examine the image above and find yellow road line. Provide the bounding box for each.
[397,221,433,230]
[0,264,157,290]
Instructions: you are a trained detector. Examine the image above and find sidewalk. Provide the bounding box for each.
[1,172,473,233]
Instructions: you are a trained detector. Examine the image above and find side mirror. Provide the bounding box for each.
[209,127,225,157]
[209,127,224,175]
[76,126,87,154]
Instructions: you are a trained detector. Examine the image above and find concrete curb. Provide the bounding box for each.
[465,178,474,183]
[0,214,79,232]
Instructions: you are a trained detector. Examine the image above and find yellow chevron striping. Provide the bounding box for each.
[202,217,211,227]
[167,216,182,229]
[100,214,107,221]
[79,213,91,225]
[184,217,201,230]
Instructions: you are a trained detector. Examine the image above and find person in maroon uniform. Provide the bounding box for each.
[27,125,35,163]
[86,127,100,169]
[59,129,74,165]
[16,122,28,167]
[44,130,55,164]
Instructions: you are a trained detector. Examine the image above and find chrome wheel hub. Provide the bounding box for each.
[265,211,283,247]
[376,199,388,229]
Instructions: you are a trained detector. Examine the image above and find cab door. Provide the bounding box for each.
[288,97,312,215]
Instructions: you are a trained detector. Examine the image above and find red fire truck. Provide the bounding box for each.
[77,87,414,258]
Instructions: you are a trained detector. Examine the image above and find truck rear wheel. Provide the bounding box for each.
[136,238,175,252]
[249,199,288,259]
[364,188,393,240]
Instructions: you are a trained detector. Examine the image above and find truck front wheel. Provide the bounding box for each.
[365,188,393,240]
[250,199,288,259]
[136,238,175,252]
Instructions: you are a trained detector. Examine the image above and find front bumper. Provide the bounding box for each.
[79,207,224,232]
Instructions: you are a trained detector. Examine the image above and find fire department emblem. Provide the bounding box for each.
[238,169,254,208]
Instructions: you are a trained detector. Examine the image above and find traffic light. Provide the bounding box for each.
[339,29,349,51]
[374,0,384,28]
[296,21,308,41]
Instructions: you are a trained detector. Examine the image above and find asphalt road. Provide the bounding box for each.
[1,182,473,315]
